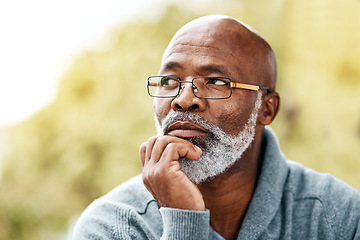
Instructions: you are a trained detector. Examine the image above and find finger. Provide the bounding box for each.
[144,136,158,164]
[142,168,156,198]
[151,136,200,164]
[150,136,180,163]
[139,142,147,167]
[187,145,203,160]
[158,142,202,165]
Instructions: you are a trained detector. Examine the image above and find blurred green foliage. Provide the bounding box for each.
[1,1,359,239]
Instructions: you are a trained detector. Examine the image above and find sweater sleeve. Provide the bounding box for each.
[72,200,122,240]
[159,207,210,239]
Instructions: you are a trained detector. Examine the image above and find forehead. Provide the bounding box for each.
[160,37,245,80]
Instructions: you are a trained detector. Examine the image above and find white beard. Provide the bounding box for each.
[155,91,263,184]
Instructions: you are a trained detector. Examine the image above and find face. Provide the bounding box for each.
[153,17,265,183]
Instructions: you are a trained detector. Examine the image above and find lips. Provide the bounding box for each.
[166,121,208,138]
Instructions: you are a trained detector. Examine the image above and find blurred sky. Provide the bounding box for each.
[0,0,169,127]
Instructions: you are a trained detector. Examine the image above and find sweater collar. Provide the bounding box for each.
[237,126,288,240]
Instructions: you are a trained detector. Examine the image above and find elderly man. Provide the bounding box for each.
[73,15,360,239]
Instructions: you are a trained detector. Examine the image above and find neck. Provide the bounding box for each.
[198,134,262,240]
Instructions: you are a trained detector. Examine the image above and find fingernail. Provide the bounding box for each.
[194,145,202,152]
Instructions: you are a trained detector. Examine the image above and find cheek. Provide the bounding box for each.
[215,102,252,136]
[154,98,172,123]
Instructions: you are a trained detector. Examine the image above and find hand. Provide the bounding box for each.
[140,135,205,211]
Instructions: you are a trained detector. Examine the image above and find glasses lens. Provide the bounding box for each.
[147,76,180,97]
[193,77,231,99]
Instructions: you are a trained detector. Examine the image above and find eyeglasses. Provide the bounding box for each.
[147,76,270,99]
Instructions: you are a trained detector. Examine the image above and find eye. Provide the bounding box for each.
[207,78,228,86]
[160,77,178,86]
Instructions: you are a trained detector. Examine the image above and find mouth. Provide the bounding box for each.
[165,121,208,138]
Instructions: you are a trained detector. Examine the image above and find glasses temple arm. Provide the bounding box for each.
[230,82,271,93]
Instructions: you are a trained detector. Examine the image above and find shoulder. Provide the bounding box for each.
[72,175,161,239]
[285,160,360,202]
[284,160,360,237]
[88,174,156,215]
[103,174,154,207]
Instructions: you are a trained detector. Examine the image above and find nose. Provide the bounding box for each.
[171,81,206,112]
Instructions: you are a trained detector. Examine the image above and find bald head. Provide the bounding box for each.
[162,15,277,91]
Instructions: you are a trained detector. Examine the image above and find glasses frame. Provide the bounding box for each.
[147,75,271,99]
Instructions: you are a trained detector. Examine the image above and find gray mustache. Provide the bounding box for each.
[161,112,215,135]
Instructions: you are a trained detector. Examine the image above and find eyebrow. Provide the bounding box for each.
[163,61,231,76]
[163,61,182,71]
[198,65,230,76]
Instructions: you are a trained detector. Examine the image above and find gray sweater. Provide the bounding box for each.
[72,127,360,239]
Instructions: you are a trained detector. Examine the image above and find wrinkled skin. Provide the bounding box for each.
[139,15,280,240]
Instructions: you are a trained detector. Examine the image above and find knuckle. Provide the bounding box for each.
[153,167,164,178]
[142,168,154,182]
[147,167,155,179]
[142,172,149,184]
[148,136,159,144]
[139,142,146,152]
[144,164,165,181]
[142,173,147,182]
[166,142,176,149]
[166,142,179,153]
[155,136,169,145]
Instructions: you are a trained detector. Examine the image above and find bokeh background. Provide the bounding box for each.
[0,0,359,239]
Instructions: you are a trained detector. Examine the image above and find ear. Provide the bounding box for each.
[258,92,280,125]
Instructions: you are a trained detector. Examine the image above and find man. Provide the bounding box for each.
[73,15,360,239]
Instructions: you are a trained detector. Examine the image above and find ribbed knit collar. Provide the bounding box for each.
[237,126,288,240]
